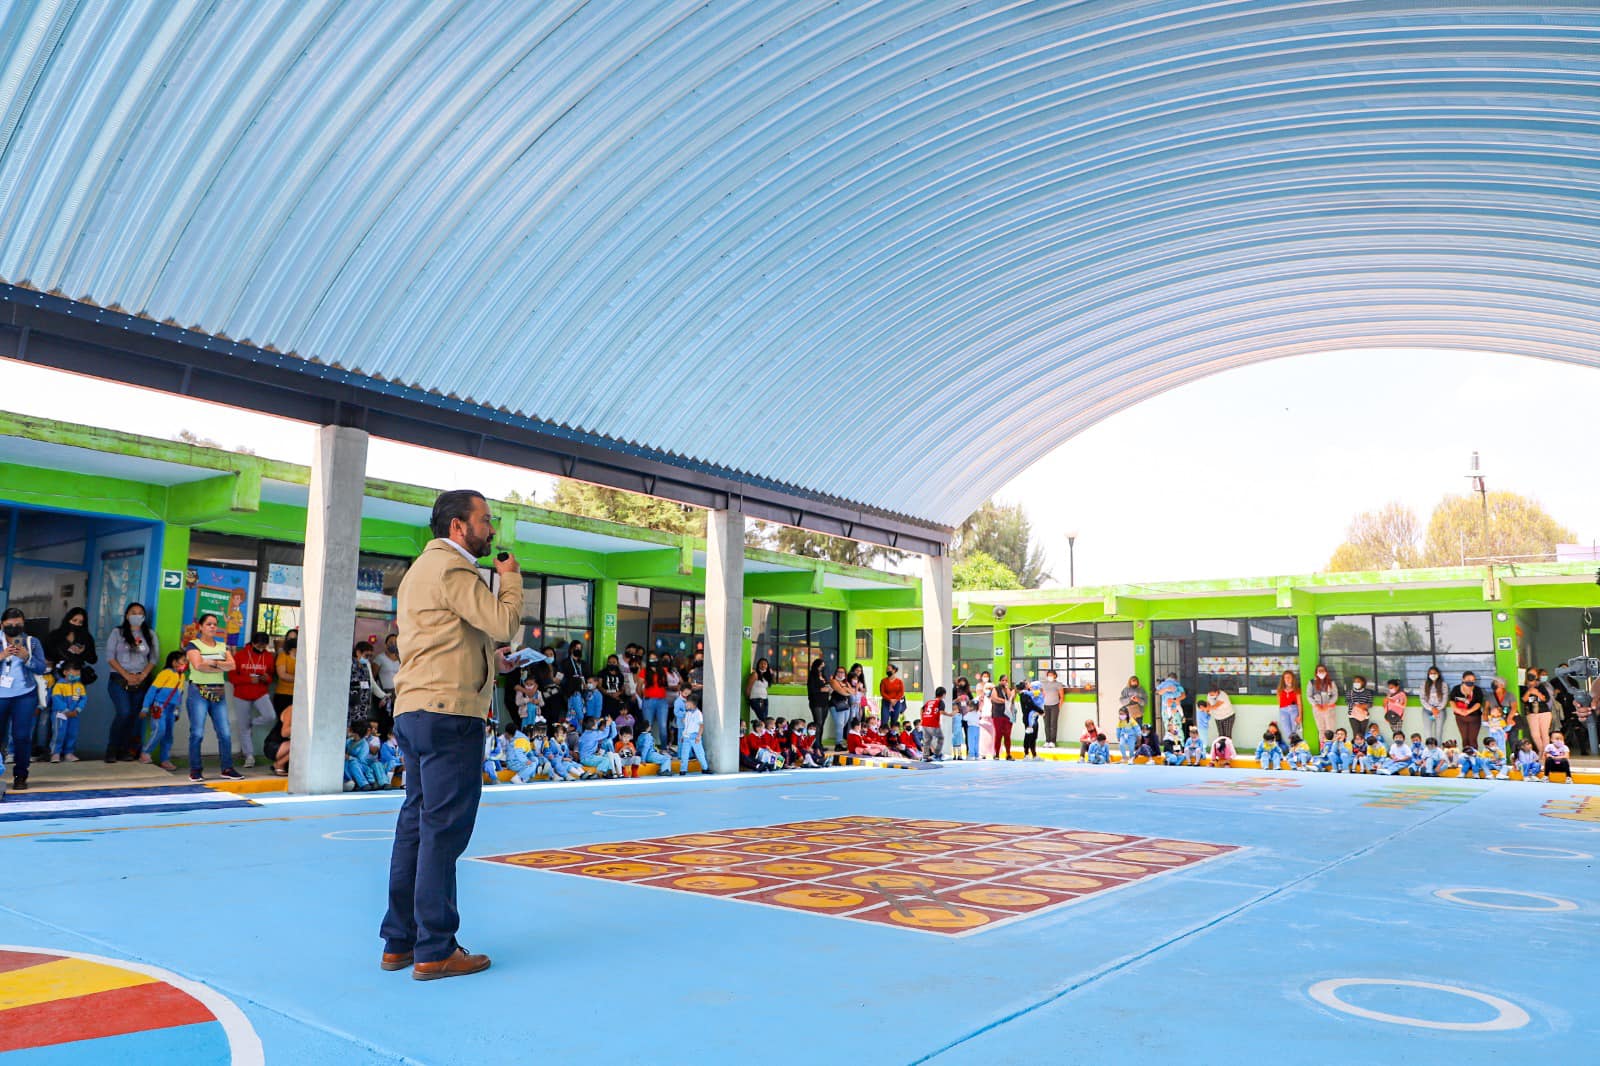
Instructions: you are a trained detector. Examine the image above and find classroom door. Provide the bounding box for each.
[1096,639,1135,734]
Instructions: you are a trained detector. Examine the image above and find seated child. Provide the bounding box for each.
[1361,727,1387,773]
[1377,733,1412,775]
[1288,733,1312,771]
[1417,736,1445,777]
[1136,722,1159,762]
[1085,733,1111,765]
[1515,739,1542,781]
[1209,735,1236,767]
[1181,726,1205,766]
[794,723,824,768]
[378,729,402,784]
[544,725,585,780]
[568,680,604,726]
[852,718,891,757]
[1115,708,1139,765]
[505,730,544,784]
[1080,719,1099,761]
[1256,730,1285,771]
[1479,737,1508,780]
[615,728,642,778]
[740,720,785,771]
[1161,731,1183,766]
[1543,732,1572,783]
[1442,739,1463,776]
[636,723,674,775]
[346,721,383,790]
[1407,733,1426,775]
[1323,728,1352,773]
[891,724,922,761]
[578,716,623,778]
[482,718,505,781]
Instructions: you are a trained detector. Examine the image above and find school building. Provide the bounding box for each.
[2,411,1597,761]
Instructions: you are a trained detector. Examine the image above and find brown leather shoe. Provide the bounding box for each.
[411,946,490,981]
[380,951,413,971]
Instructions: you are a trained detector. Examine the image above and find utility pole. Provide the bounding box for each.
[1064,531,1078,587]
[1467,451,1489,562]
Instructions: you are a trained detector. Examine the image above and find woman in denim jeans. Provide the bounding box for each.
[185,614,240,781]
[105,602,158,762]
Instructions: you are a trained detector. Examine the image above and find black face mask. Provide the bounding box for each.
[2,625,22,637]
[285,638,298,650]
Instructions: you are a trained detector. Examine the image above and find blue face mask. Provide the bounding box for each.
[544,654,555,664]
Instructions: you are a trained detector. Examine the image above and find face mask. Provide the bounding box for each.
[127,614,145,626]
[64,675,80,684]
[285,638,297,650]
[544,654,555,664]
[2,625,21,637]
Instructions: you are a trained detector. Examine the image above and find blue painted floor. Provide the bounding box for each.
[1,762,1596,1064]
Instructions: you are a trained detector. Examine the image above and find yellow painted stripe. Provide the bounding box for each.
[0,958,155,1011]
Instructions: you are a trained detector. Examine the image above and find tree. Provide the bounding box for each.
[1326,503,1423,572]
[547,480,705,537]
[952,550,1023,591]
[1327,491,1576,570]
[177,428,255,455]
[764,525,899,567]
[952,499,1051,587]
[1421,491,1576,566]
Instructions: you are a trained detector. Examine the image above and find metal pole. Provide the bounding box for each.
[1068,535,1077,587]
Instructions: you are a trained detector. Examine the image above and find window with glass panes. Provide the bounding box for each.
[1010,623,1097,691]
[886,628,924,691]
[751,603,838,684]
[517,575,593,650]
[1157,617,1300,694]
[1317,612,1492,692]
[953,627,994,682]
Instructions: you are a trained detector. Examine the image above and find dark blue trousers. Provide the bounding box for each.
[380,710,484,963]
[0,693,37,783]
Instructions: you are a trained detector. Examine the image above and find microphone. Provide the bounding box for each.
[496,552,509,562]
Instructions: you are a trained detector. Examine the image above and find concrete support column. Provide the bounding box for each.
[921,552,953,700]
[703,507,744,774]
[290,426,368,795]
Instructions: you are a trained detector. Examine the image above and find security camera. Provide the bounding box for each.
[993,605,1008,619]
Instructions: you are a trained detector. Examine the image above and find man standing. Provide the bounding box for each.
[380,491,523,981]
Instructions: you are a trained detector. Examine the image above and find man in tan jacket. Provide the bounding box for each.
[380,490,522,981]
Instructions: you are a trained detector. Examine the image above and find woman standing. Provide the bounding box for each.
[990,677,1014,760]
[1277,670,1304,741]
[747,658,774,721]
[878,664,906,729]
[184,614,240,781]
[273,628,298,717]
[1200,685,1235,739]
[640,653,670,741]
[1307,666,1337,737]
[0,608,48,790]
[827,665,853,750]
[805,657,829,742]
[1420,666,1448,744]
[1448,671,1484,747]
[105,602,158,762]
[1522,666,1553,755]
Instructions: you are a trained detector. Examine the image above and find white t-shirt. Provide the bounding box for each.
[749,674,769,700]
[1039,678,1065,706]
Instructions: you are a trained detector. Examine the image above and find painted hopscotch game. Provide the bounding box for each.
[475,816,1240,936]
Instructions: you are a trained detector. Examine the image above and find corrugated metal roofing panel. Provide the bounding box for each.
[2,0,1598,526]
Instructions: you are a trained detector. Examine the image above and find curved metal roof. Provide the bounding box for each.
[2,1,1598,528]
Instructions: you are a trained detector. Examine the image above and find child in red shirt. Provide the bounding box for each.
[919,688,947,761]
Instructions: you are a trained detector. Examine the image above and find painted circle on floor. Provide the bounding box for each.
[671,874,761,892]
[0,945,263,1061]
[1485,845,1593,860]
[1065,859,1146,876]
[780,794,839,801]
[662,851,738,867]
[914,859,1002,877]
[881,840,948,854]
[1062,792,1128,800]
[1432,888,1578,913]
[754,861,836,878]
[884,904,991,931]
[1515,821,1600,834]
[956,886,1052,908]
[740,841,812,855]
[1262,805,1333,815]
[502,851,587,868]
[1144,840,1222,855]
[1306,978,1531,1031]
[1114,849,1190,866]
[771,887,866,910]
[591,808,666,818]
[846,872,937,892]
[1015,872,1104,891]
[1012,839,1086,855]
[322,828,395,840]
[584,841,664,856]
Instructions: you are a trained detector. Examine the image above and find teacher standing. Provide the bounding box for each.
[380,491,523,981]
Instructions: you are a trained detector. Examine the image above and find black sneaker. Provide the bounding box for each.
[220,768,243,780]
[11,777,27,791]
[190,770,204,782]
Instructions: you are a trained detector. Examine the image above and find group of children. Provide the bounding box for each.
[1241,723,1577,781]
[480,688,713,785]
[343,719,403,790]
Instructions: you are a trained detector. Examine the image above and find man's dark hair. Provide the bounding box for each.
[430,490,486,538]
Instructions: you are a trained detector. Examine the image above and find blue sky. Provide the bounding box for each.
[2,348,1594,586]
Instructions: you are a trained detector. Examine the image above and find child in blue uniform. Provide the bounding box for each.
[48,661,87,762]
[139,651,188,770]
[504,731,543,784]
[1478,737,1508,780]
[378,730,402,784]
[1257,730,1286,770]
[1514,739,1542,781]
[578,717,622,778]
[1287,733,1312,771]
[345,722,382,789]
[1085,733,1111,765]
[1181,727,1204,766]
[1417,737,1445,777]
[1377,733,1412,775]
[1324,728,1352,773]
[1115,708,1139,765]
[635,723,673,774]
